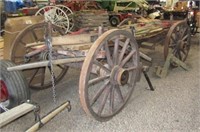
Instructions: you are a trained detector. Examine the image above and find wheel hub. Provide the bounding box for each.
[110,66,129,86]
[0,80,9,102]
[177,40,184,50]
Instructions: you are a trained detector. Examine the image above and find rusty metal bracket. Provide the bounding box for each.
[155,53,189,78]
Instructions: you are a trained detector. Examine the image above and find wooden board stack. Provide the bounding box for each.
[74,10,110,29]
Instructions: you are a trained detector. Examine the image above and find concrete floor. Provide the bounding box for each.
[1,33,200,132]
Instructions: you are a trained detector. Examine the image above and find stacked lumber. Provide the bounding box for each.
[0,37,3,60]
[119,18,165,39]
[74,10,110,29]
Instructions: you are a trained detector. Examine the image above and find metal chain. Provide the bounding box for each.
[45,22,57,103]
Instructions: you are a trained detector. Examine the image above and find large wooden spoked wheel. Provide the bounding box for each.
[56,5,74,32]
[10,22,68,90]
[164,20,191,66]
[79,29,140,121]
[35,6,70,34]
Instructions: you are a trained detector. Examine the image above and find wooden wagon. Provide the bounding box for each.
[0,17,191,122]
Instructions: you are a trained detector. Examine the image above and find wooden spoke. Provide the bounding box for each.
[126,66,137,71]
[181,49,186,55]
[180,28,187,38]
[118,38,130,64]
[31,30,38,41]
[104,42,114,67]
[97,85,111,115]
[40,67,46,86]
[182,34,189,41]
[20,40,26,45]
[57,64,65,70]
[90,81,110,106]
[93,60,111,73]
[109,85,115,113]
[183,41,190,46]
[88,75,110,86]
[115,85,124,103]
[113,37,119,65]
[39,12,43,15]
[28,68,40,84]
[171,34,177,43]
[120,50,136,67]
[173,48,178,55]
[169,44,176,48]
[178,51,182,60]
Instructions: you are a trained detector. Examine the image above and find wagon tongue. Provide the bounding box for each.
[0,80,9,102]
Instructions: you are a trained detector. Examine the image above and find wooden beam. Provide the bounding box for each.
[52,33,98,45]
[0,103,35,128]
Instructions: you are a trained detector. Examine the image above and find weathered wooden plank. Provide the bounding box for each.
[61,43,93,50]
[0,103,35,128]
[52,33,97,45]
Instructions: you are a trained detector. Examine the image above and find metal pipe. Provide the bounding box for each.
[7,57,85,71]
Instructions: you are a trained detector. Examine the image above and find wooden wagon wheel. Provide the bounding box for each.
[10,22,68,90]
[55,5,74,32]
[79,29,140,121]
[35,5,70,34]
[164,20,191,66]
